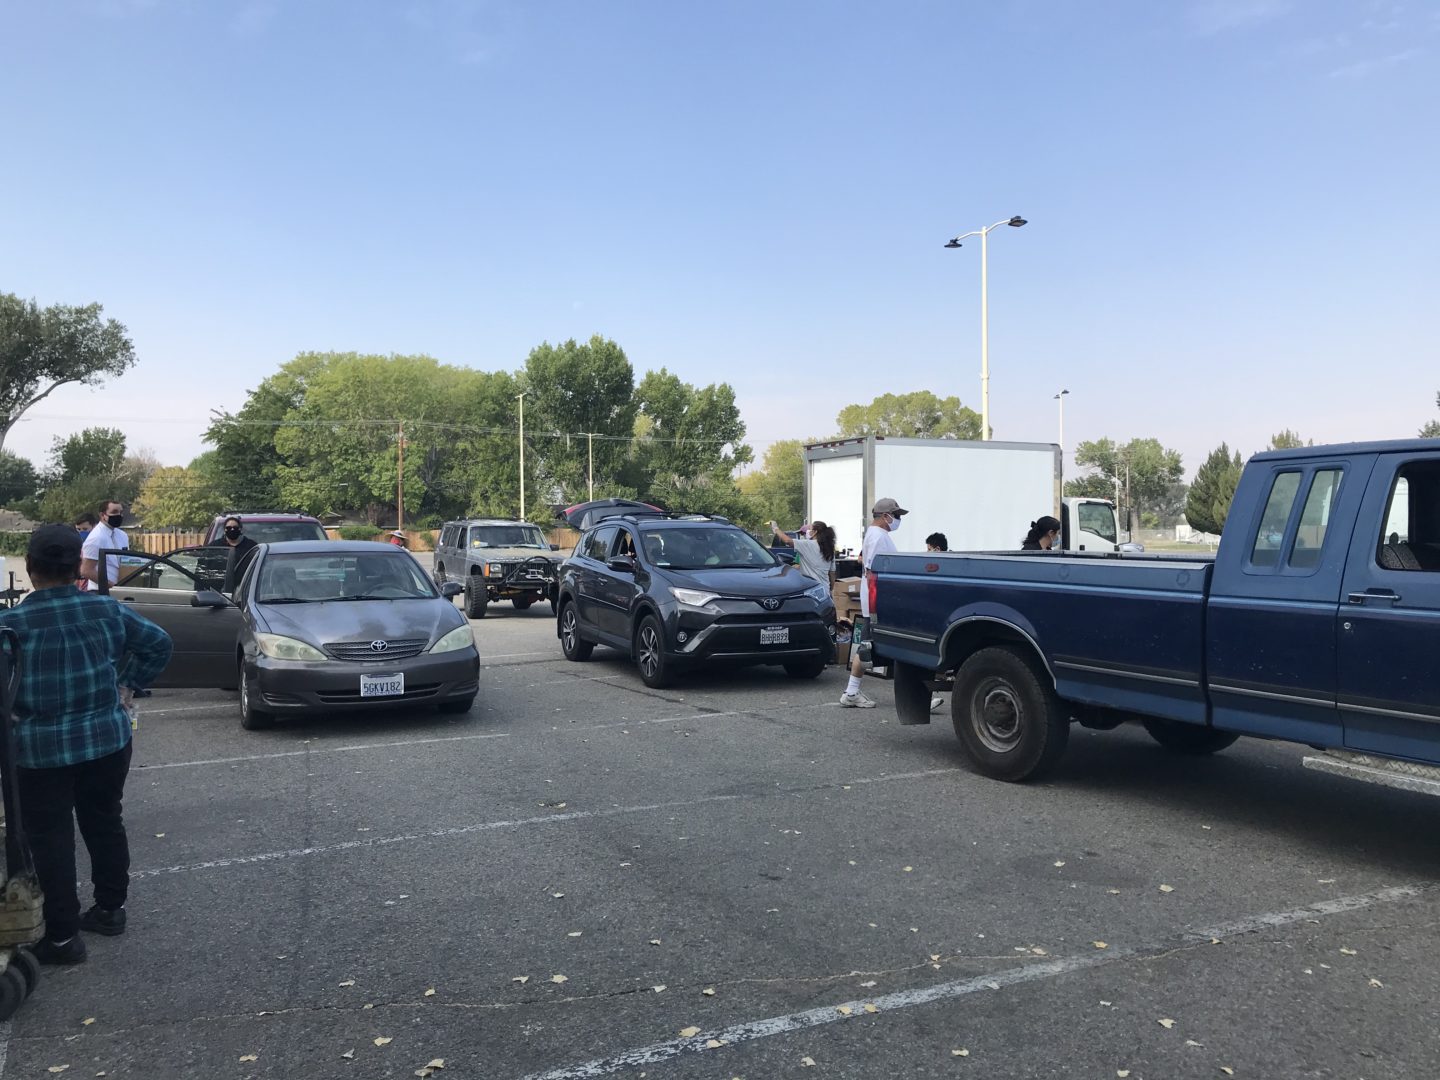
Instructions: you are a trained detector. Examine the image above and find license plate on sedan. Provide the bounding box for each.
[760,626,789,645]
[360,673,405,698]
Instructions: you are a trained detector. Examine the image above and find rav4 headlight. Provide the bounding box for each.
[670,587,720,608]
[255,633,326,662]
[431,625,476,654]
[806,582,831,602]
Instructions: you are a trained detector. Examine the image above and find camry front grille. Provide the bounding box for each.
[325,638,428,661]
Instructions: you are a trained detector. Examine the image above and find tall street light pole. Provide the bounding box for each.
[516,392,528,521]
[1054,389,1069,456]
[945,216,1027,440]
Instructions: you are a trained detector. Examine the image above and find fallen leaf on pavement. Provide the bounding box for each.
[1054,861,1066,867]
[424,988,436,997]
[679,1026,701,1038]
[1158,1018,1176,1029]
[374,1037,393,1047]
[239,1055,258,1063]
[363,1004,374,1010]
[1221,1069,1234,1077]
[1159,884,1175,893]
[903,866,914,873]
[341,1050,355,1059]
[801,1057,816,1067]
[705,1039,725,1049]
[863,1004,879,1013]
[1030,948,1048,956]
[1117,1071,1130,1078]
[1093,941,1108,949]
[860,981,877,988]
[1185,1039,1203,1047]
[1107,889,1121,895]
[702,988,716,996]
[552,892,564,898]
[952,1048,969,1057]
[649,939,662,946]
[652,985,667,993]
[47,1069,69,1076]
[1369,978,1384,988]
[550,975,568,984]
[512,976,529,984]
[567,931,582,938]
[155,834,165,839]
[1100,1001,1112,1006]
[930,954,941,962]
[1340,947,1357,956]
[81,1019,95,1026]
[836,1005,852,1015]
[338,980,356,987]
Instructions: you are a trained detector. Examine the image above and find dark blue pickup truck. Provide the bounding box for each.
[869,440,1440,787]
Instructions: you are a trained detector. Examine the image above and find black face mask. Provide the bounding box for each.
[106,514,123,528]
[225,527,243,541]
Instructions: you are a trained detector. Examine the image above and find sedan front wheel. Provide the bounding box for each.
[239,667,274,730]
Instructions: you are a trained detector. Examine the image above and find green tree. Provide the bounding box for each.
[133,466,225,527]
[633,369,751,512]
[49,426,128,484]
[0,451,39,507]
[836,391,982,440]
[1268,430,1310,450]
[737,438,808,530]
[1422,392,1440,438]
[1186,444,1243,536]
[34,427,154,523]
[0,293,137,455]
[523,336,636,505]
[1068,437,1184,532]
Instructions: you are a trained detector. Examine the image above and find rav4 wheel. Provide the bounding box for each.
[559,602,593,662]
[1142,717,1239,755]
[634,614,672,688]
[465,577,488,619]
[951,646,1068,782]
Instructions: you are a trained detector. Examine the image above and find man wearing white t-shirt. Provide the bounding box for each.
[80,499,129,591]
[839,497,906,708]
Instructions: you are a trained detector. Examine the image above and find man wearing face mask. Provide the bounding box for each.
[839,497,907,708]
[209,515,259,582]
[80,499,129,592]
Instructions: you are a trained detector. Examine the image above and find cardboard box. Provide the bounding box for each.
[832,575,861,615]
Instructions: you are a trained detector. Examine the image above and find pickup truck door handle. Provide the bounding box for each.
[1348,589,1401,606]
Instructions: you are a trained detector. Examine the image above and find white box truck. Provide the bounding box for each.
[802,436,1118,555]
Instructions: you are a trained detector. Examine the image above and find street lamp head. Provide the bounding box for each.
[1055,389,1069,398]
[944,238,963,248]
[1007,216,1027,227]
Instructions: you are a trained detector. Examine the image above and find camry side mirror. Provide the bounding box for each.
[191,589,231,609]
[440,581,463,597]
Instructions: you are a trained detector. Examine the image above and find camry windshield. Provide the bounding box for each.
[256,552,436,603]
[470,526,546,549]
[641,527,777,570]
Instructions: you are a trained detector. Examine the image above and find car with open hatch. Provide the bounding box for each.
[203,511,328,545]
[554,513,837,688]
[433,518,564,618]
[101,540,478,728]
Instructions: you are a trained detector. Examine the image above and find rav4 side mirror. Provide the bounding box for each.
[440,581,463,597]
[606,556,635,573]
[191,589,231,609]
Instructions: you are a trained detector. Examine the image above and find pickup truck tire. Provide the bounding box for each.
[1141,717,1240,755]
[952,647,1068,782]
[465,577,489,619]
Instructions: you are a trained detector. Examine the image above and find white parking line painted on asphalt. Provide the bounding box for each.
[137,731,511,770]
[143,704,232,716]
[520,883,1437,1080]
[130,767,963,879]
[481,651,563,664]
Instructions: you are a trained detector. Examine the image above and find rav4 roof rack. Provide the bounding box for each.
[618,512,731,524]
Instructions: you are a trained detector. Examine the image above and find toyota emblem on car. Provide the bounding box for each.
[761,597,781,611]
[370,640,389,652]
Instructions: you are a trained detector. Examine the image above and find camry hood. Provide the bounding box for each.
[661,564,815,598]
[253,598,466,647]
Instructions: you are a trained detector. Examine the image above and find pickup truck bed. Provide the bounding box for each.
[869,440,1440,786]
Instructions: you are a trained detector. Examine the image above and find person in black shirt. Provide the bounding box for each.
[1021,516,1062,550]
[210,516,259,582]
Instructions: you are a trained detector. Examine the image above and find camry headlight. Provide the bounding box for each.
[806,582,831,602]
[255,633,327,661]
[671,587,720,608]
[431,625,476,654]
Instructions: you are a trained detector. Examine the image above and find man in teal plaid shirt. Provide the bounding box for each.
[0,526,172,964]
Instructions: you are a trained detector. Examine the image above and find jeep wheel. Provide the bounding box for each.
[634,614,672,688]
[465,577,488,619]
[559,602,593,661]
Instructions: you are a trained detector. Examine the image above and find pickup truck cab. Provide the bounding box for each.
[870,440,1440,786]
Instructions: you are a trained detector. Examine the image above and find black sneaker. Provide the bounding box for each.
[80,904,127,937]
[32,935,87,965]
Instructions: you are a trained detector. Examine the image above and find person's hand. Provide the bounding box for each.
[119,686,135,711]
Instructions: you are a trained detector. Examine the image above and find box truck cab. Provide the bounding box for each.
[1063,496,1120,552]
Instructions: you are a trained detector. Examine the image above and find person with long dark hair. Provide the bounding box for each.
[1022,516,1062,551]
[769,520,837,584]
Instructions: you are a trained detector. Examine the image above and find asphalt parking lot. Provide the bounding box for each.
[3,600,1439,1080]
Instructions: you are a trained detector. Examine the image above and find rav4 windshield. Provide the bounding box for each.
[257,552,436,602]
[470,526,546,549]
[642,527,777,570]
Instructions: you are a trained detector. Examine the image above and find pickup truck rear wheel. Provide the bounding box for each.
[952,647,1068,782]
[1141,717,1239,755]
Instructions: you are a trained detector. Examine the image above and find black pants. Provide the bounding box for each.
[17,742,132,942]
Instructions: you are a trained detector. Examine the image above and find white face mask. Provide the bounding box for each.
[888,516,902,533]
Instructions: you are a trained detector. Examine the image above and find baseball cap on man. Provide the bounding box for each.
[28,524,83,563]
[871,497,907,518]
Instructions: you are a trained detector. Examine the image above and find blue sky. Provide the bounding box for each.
[4,0,1436,480]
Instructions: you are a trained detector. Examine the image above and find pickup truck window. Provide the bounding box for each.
[1378,464,1440,572]
[1250,471,1301,567]
[1288,469,1343,570]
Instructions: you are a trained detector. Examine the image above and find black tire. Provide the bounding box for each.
[0,966,21,1021]
[559,602,593,662]
[1142,717,1240,755]
[513,594,535,610]
[239,668,274,731]
[951,646,1069,782]
[784,655,827,679]
[634,614,672,688]
[438,696,476,715]
[12,948,39,995]
[465,577,489,619]
[434,563,447,586]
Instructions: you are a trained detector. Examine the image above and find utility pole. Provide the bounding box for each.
[517,393,528,521]
[396,421,405,531]
[587,432,595,502]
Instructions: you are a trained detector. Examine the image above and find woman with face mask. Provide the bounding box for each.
[209,515,259,582]
[1022,516,1062,551]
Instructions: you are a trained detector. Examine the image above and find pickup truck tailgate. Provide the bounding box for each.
[873,552,1214,724]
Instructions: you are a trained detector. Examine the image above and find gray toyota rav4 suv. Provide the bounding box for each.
[433,519,563,618]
